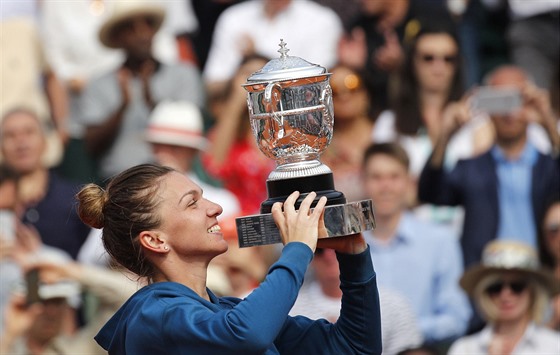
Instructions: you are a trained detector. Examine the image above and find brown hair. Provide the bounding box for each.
[362,142,410,171]
[76,164,174,278]
[392,18,464,136]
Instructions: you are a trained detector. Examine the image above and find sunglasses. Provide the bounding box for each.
[417,54,457,65]
[485,280,528,296]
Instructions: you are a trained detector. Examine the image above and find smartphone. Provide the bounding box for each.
[471,86,522,115]
[25,268,41,305]
[0,210,15,242]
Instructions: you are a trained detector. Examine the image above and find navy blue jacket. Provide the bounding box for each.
[418,149,559,268]
[21,171,90,259]
[95,243,382,355]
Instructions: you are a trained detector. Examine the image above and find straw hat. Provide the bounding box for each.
[99,1,165,49]
[460,240,559,297]
[145,101,209,151]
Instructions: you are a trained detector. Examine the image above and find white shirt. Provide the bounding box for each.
[449,323,560,354]
[203,0,342,83]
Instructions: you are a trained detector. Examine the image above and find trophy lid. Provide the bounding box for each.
[245,39,328,84]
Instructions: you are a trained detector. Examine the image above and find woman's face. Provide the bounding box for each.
[413,33,458,94]
[156,172,227,258]
[543,202,560,263]
[331,67,369,121]
[486,273,532,323]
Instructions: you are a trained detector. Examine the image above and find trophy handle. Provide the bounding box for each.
[320,84,334,126]
[264,82,285,138]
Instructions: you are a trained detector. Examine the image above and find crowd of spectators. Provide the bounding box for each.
[1,0,558,354]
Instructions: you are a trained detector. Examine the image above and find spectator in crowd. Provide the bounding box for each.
[538,197,560,330]
[75,164,381,354]
[145,100,240,219]
[189,0,242,70]
[361,142,471,345]
[202,55,275,215]
[40,0,198,184]
[0,258,140,354]
[290,247,424,354]
[373,17,491,178]
[338,0,409,112]
[418,65,560,269]
[78,1,205,180]
[448,240,560,354]
[40,0,123,184]
[371,16,494,234]
[203,0,343,101]
[0,275,81,354]
[1,14,66,169]
[481,0,559,90]
[321,64,375,202]
[0,109,90,260]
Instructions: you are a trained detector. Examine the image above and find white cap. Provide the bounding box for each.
[146,101,209,151]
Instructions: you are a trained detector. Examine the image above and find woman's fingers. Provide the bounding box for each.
[283,191,300,215]
[297,192,317,216]
[311,196,328,220]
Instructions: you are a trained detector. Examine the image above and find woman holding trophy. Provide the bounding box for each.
[76,164,381,354]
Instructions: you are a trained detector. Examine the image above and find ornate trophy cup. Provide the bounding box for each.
[235,40,375,248]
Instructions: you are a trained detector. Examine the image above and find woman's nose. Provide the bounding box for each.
[207,199,223,217]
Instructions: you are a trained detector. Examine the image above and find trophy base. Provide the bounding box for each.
[260,173,346,214]
[236,200,376,248]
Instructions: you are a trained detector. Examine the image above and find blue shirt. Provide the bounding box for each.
[21,171,90,259]
[95,243,382,355]
[363,212,471,343]
[491,143,539,248]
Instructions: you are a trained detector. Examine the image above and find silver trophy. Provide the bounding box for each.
[235,40,375,247]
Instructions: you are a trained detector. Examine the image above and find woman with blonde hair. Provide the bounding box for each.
[449,240,560,354]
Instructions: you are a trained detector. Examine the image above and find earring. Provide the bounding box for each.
[164,246,169,251]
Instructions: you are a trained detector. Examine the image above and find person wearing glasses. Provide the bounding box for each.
[371,18,493,235]
[372,17,492,180]
[449,240,560,354]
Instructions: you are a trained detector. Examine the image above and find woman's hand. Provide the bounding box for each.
[271,191,327,252]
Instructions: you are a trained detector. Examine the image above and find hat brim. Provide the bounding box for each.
[99,7,165,49]
[460,265,560,297]
[145,132,208,151]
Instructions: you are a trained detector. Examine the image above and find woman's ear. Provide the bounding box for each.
[139,231,168,253]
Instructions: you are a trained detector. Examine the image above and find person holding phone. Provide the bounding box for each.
[76,164,382,354]
[419,65,560,333]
